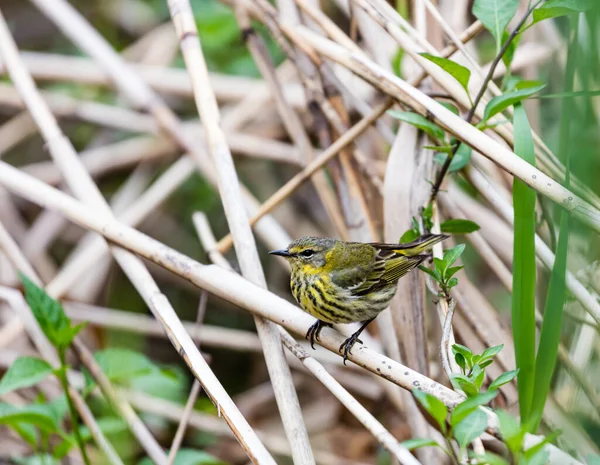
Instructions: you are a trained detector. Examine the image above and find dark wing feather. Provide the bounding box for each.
[352,250,427,296]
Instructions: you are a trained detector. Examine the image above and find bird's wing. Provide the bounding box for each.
[351,250,426,296]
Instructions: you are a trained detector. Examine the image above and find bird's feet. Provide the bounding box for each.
[306,320,330,349]
[339,334,363,365]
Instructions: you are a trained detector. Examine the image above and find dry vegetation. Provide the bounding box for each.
[0,0,598,464]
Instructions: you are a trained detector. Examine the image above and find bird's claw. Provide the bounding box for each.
[306,320,329,350]
[339,335,362,365]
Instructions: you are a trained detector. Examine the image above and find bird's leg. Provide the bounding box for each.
[339,318,375,365]
[306,320,331,350]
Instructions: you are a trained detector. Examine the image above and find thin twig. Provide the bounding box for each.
[166,290,209,465]
[429,0,545,201]
[216,99,393,253]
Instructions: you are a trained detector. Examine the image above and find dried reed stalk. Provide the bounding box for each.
[166,1,313,463]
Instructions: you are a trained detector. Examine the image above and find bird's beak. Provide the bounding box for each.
[269,249,291,257]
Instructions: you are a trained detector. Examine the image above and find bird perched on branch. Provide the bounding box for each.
[270,234,448,363]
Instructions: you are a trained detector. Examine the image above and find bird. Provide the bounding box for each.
[269,233,448,363]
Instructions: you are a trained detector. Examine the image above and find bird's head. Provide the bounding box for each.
[269,236,336,273]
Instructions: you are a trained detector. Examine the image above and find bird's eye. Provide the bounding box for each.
[300,249,314,257]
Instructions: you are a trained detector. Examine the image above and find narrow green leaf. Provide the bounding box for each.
[482,84,546,122]
[511,103,537,424]
[413,390,448,432]
[532,0,595,25]
[480,344,504,361]
[20,274,76,349]
[440,219,481,234]
[400,438,440,450]
[419,53,471,93]
[489,369,519,391]
[450,391,497,427]
[453,409,487,449]
[433,143,473,172]
[472,0,519,53]
[443,244,466,268]
[388,111,445,140]
[0,357,53,395]
[528,13,576,431]
[0,403,57,432]
[539,90,600,99]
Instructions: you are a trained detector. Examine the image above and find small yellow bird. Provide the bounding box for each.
[270,234,448,363]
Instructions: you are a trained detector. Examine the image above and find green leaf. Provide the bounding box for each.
[471,452,510,465]
[472,365,485,390]
[0,357,53,396]
[424,144,455,154]
[452,344,473,366]
[399,228,420,243]
[453,409,487,449]
[479,359,494,369]
[501,29,520,72]
[451,374,479,397]
[511,103,537,424]
[443,244,466,268]
[587,456,600,465]
[446,266,464,279]
[400,438,440,450]
[489,369,519,391]
[482,84,546,122]
[433,143,473,172]
[413,390,448,432]
[433,257,448,276]
[20,274,77,349]
[480,344,504,362]
[94,348,158,384]
[0,403,58,432]
[12,422,38,447]
[529,216,570,432]
[446,277,459,289]
[388,111,445,140]
[418,265,442,283]
[138,449,227,465]
[450,391,497,427]
[440,219,481,234]
[439,102,460,115]
[496,409,524,455]
[532,0,595,25]
[472,0,519,53]
[419,53,471,93]
[455,353,467,372]
[520,449,549,465]
[14,455,60,465]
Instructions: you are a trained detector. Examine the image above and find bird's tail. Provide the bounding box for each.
[394,233,449,256]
